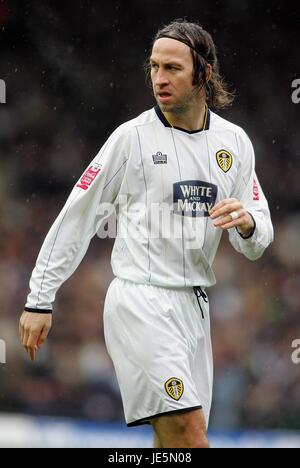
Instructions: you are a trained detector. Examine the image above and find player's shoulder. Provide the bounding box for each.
[210,111,251,142]
[112,108,157,138]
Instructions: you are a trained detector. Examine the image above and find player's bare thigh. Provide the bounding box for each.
[151,408,209,448]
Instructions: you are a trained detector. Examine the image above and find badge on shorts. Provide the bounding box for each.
[165,378,184,401]
[216,150,233,173]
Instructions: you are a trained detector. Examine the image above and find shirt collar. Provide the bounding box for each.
[154,105,210,134]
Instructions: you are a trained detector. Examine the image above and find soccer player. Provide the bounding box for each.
[20,20,274,448]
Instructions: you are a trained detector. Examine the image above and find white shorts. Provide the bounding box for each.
[103,278,213,428]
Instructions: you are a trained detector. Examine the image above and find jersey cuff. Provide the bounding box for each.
[24,307,53,314]
[236,212,257,239]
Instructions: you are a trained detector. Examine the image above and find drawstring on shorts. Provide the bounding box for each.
[193,286,208,319]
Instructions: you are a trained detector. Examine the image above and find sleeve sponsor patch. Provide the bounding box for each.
[76,163,102,191]
[253,178,260,201]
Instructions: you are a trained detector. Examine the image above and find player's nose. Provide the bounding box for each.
[155,71,169,86]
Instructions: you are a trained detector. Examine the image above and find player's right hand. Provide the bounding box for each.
[19,312,52,362]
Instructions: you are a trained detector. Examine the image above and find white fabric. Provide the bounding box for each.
[26,107,274,310]
[103,278,213,426]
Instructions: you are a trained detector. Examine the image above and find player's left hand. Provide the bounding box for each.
[209,198,255,237]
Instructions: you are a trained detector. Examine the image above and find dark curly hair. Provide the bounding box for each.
[145,19,234,110]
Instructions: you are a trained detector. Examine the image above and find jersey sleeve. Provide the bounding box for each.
[228,131,274,261]
[25,126,130,312]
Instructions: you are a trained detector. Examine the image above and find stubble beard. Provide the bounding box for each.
[157,86,202,115]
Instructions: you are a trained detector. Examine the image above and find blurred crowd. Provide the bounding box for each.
[0,1,299,430]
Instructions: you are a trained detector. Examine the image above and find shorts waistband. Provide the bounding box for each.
[115,276,207,294]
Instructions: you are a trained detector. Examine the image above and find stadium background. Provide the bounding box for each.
[0,0,299,447]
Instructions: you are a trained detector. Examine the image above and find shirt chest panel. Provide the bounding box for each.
[132,126,239,206]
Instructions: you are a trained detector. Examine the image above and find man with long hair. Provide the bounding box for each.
[20,20,273,448]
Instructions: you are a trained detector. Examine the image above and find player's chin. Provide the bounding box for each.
[157,100,176,113]
[155,94,175,109]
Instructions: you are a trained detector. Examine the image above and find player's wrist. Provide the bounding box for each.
[236,212,256,239]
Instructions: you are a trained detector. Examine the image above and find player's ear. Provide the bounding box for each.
[206,63,213,82]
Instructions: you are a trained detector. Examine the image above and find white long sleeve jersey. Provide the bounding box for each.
[26,106,274,311]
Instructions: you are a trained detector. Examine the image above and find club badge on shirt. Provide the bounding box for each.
[165,378,184,401]
[216,149,233,173]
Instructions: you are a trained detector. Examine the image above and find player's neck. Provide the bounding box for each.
[163,100,207,132]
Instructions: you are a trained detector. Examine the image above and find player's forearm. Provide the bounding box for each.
[25,223,92,311]
[25,184,100,311]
